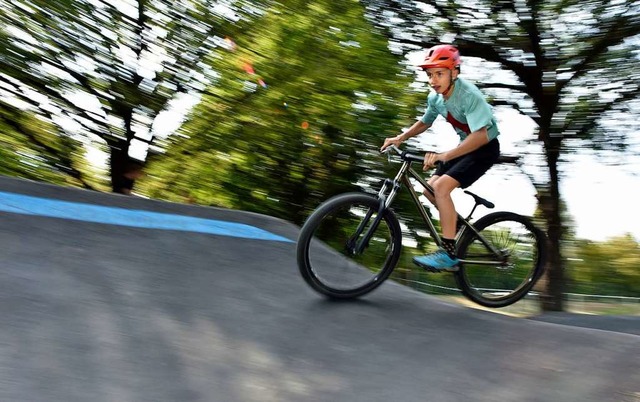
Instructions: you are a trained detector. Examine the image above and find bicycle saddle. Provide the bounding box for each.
[464,190,494,209]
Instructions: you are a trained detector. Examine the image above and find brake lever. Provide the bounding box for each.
[382,145,399,163]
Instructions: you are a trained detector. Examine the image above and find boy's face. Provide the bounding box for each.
[425,67,458,94]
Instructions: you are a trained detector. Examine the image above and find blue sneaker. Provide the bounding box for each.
[413,249,460,272]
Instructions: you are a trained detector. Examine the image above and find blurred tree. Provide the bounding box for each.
[361,0,640,310]
[139,0,417,224]
[0,0,266,193]
[567,234,640,297]
[0,102,97,187]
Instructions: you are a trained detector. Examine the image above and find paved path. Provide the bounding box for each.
[0,176,638,402]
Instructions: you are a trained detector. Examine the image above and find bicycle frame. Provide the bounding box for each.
[361,147,506,267]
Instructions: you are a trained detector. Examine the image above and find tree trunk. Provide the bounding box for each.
[109,140,129,194]
[539,136,565,311]
[107,103,146,195]
[109,139,143,195]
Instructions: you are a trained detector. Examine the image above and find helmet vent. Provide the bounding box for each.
[420,45,461,69]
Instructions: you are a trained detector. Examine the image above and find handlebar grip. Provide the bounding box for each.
[402,151,425,163]
[383,145,442,168]
[403,151,443,168]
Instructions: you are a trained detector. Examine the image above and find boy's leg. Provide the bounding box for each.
[422,175,439,206]
[422,175,459,237]
[415,141,499,271]
[431,175,460,239]
[414,175,461,272]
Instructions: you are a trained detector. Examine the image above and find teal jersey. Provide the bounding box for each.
[420,77,500,141]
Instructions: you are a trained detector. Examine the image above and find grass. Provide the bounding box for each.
[566,301,640,316]
[393,277,640,317]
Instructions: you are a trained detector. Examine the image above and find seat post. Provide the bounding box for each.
[466,202,480,220]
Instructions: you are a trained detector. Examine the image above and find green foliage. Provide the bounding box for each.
[0,102,101,188]
[0,0,267,190]
[566,234,640,297]
[139,0,417,224]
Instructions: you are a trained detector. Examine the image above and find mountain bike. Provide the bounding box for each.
[296,145,547,308]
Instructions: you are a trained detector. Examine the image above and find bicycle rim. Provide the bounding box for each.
[457,212,545,308]
[299,194,401,298]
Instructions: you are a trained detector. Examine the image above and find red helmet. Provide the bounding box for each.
[419,45,461,70]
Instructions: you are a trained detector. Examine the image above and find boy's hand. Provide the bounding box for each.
[380,135,403,152]
[423,152,444,170]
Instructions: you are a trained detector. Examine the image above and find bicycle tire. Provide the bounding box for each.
[455,211,547,308]
[297,193,402,299]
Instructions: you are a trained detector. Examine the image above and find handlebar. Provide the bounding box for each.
[381,145,426,164]
[382,145,521,165]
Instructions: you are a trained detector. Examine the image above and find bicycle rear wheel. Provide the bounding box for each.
[456,212,547,308]
[297,193,402,299]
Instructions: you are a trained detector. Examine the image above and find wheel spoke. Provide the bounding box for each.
[456,212,546,308]
[297,194,402,299]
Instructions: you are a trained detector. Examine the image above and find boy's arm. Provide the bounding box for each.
[381,120,431,151]
[423,127,489,167]
[443,127,489,161]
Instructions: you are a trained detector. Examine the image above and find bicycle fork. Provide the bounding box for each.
[345,168,405,255]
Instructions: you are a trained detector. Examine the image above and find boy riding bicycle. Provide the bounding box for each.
[380,44,500,272]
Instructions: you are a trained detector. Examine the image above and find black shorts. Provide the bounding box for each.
[434,139,500,188]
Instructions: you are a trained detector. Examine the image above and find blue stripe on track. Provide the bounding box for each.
[0,191,292,243]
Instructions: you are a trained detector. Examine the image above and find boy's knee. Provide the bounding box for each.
[431,182,453,199]
[431,181,444,194]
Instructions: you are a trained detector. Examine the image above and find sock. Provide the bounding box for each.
[442,238,456,258]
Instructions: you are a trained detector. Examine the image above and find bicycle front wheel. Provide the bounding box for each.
[297,193,402,299]
[456,212,547,308]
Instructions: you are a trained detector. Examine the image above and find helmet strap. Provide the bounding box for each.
[443,70,456,98]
